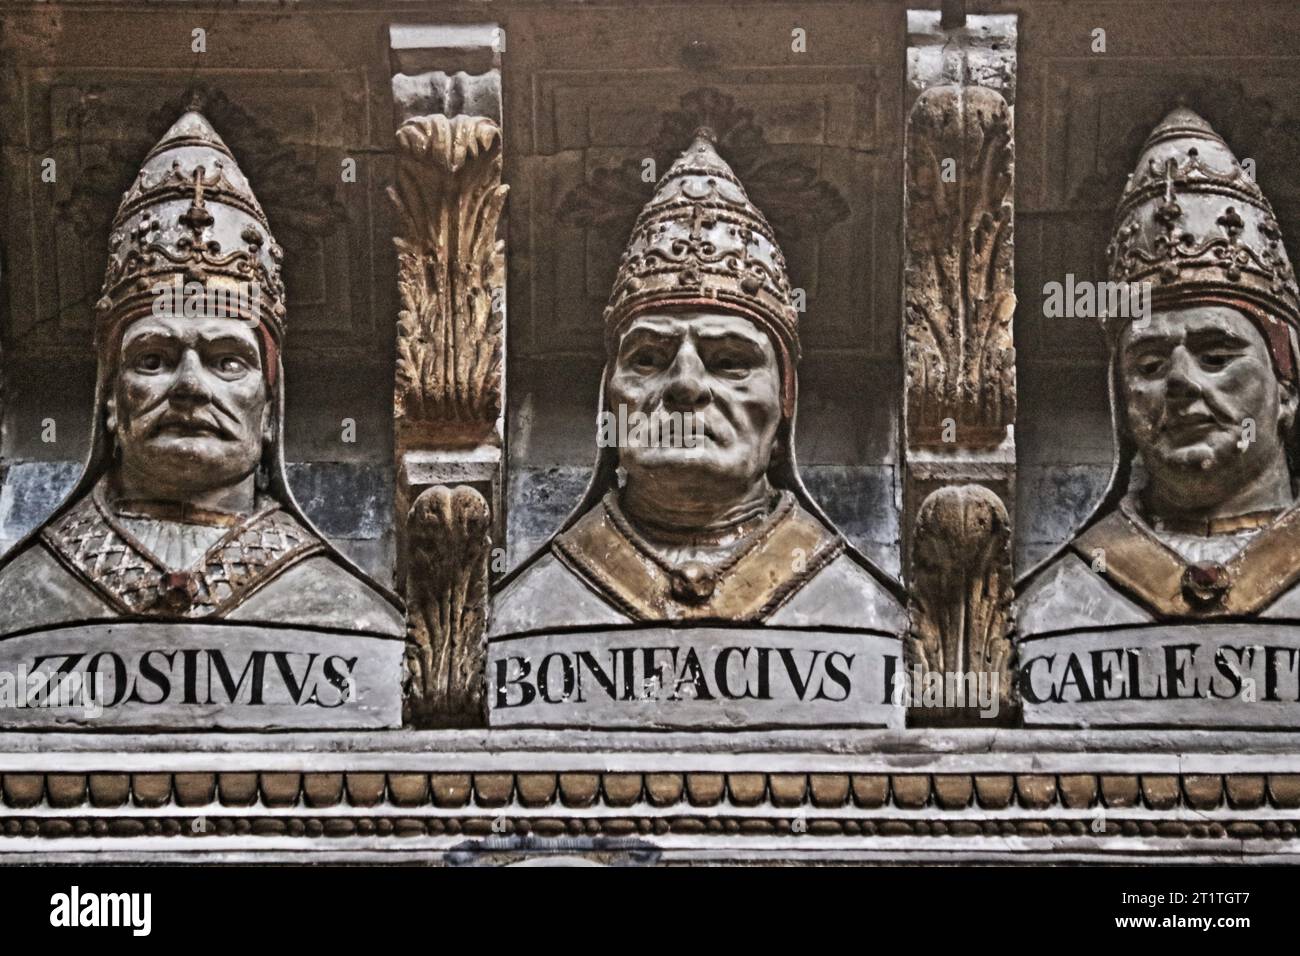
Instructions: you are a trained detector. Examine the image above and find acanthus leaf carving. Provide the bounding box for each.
[904,84,1016,448]
[404,484,491,728]
[906,484,1016,724]
[389,114,507,443]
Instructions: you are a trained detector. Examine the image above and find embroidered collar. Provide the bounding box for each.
[41,482,324,618]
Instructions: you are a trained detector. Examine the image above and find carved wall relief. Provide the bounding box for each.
[4,82,368,362]
[388,27,507,728]
[3,0,1300,870]
[904,84,1015,448]
[404,484,491,727]
[390,114,507,446]
[902,11,1018,726]
[907,485,1016,725]
[556,88,850,252]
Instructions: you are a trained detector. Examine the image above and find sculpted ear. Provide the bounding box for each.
[1281,379,1298,435]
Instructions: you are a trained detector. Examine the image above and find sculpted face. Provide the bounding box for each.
[106,314,270,498]
[1119,304,1296,510]
[608,310,782,500]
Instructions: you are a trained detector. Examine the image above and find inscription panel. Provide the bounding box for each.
[1020,623,1300,729]
[0,623,402,730]
[489,626,903,730]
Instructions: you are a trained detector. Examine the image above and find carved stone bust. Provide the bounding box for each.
[1019,108,1300,630]
[0,110,403,727]
[488,131,903,728]
[1015,108,1300,726]
[494,130,902,633]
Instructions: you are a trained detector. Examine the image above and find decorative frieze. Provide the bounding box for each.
[8,767,1299,815]
[1,731,1298,862]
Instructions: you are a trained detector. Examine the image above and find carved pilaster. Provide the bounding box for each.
[906,485,1017,726]
[390,113,506,442]
[404,485,491,728]
[389,25,505,728]
[902,12,1018,725]
[904,84,1014,447]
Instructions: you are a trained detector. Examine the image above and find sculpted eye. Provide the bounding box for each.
[134,352,166,373]
[1200,352,1236,371]
[216,355,250,375]
[1134,356,1164,376]
[630,348,665,372]
[711,353,749,374]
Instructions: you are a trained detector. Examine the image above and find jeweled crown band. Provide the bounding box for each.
[1106,106,1300,369]
[95,110,287,362]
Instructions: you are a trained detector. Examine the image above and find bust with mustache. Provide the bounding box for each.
[1018,108,1300,631]
[1120,305,1296,541]
[491,130,903,633]
[0,109,402,638]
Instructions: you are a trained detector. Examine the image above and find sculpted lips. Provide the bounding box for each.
[651,410,723,446]
[151,413,229,439]
[1162,407,1221,439]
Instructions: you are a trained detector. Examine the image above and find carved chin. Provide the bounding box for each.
[131,435,257,480]
[1148,438,1230,474]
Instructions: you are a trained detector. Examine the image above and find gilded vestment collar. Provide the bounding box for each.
[1145,507,1282,537]
[553,491,843,622]
[1071,496,1300,617]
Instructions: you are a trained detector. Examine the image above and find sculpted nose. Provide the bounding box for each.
[662,342,711,410]
[168,349,211,406]
[1165,346,1203,398]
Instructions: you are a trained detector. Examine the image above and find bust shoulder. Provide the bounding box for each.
[1015,544,1151,638]
[489,547,632,637]
[0,538,115,637]
[230,552,405,636]
[767,547,906,633]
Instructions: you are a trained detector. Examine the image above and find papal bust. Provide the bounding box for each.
[1015,108,1300,727]
[0,111,403,642]
[1018,108,1300,631]
[493,130,903,633]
